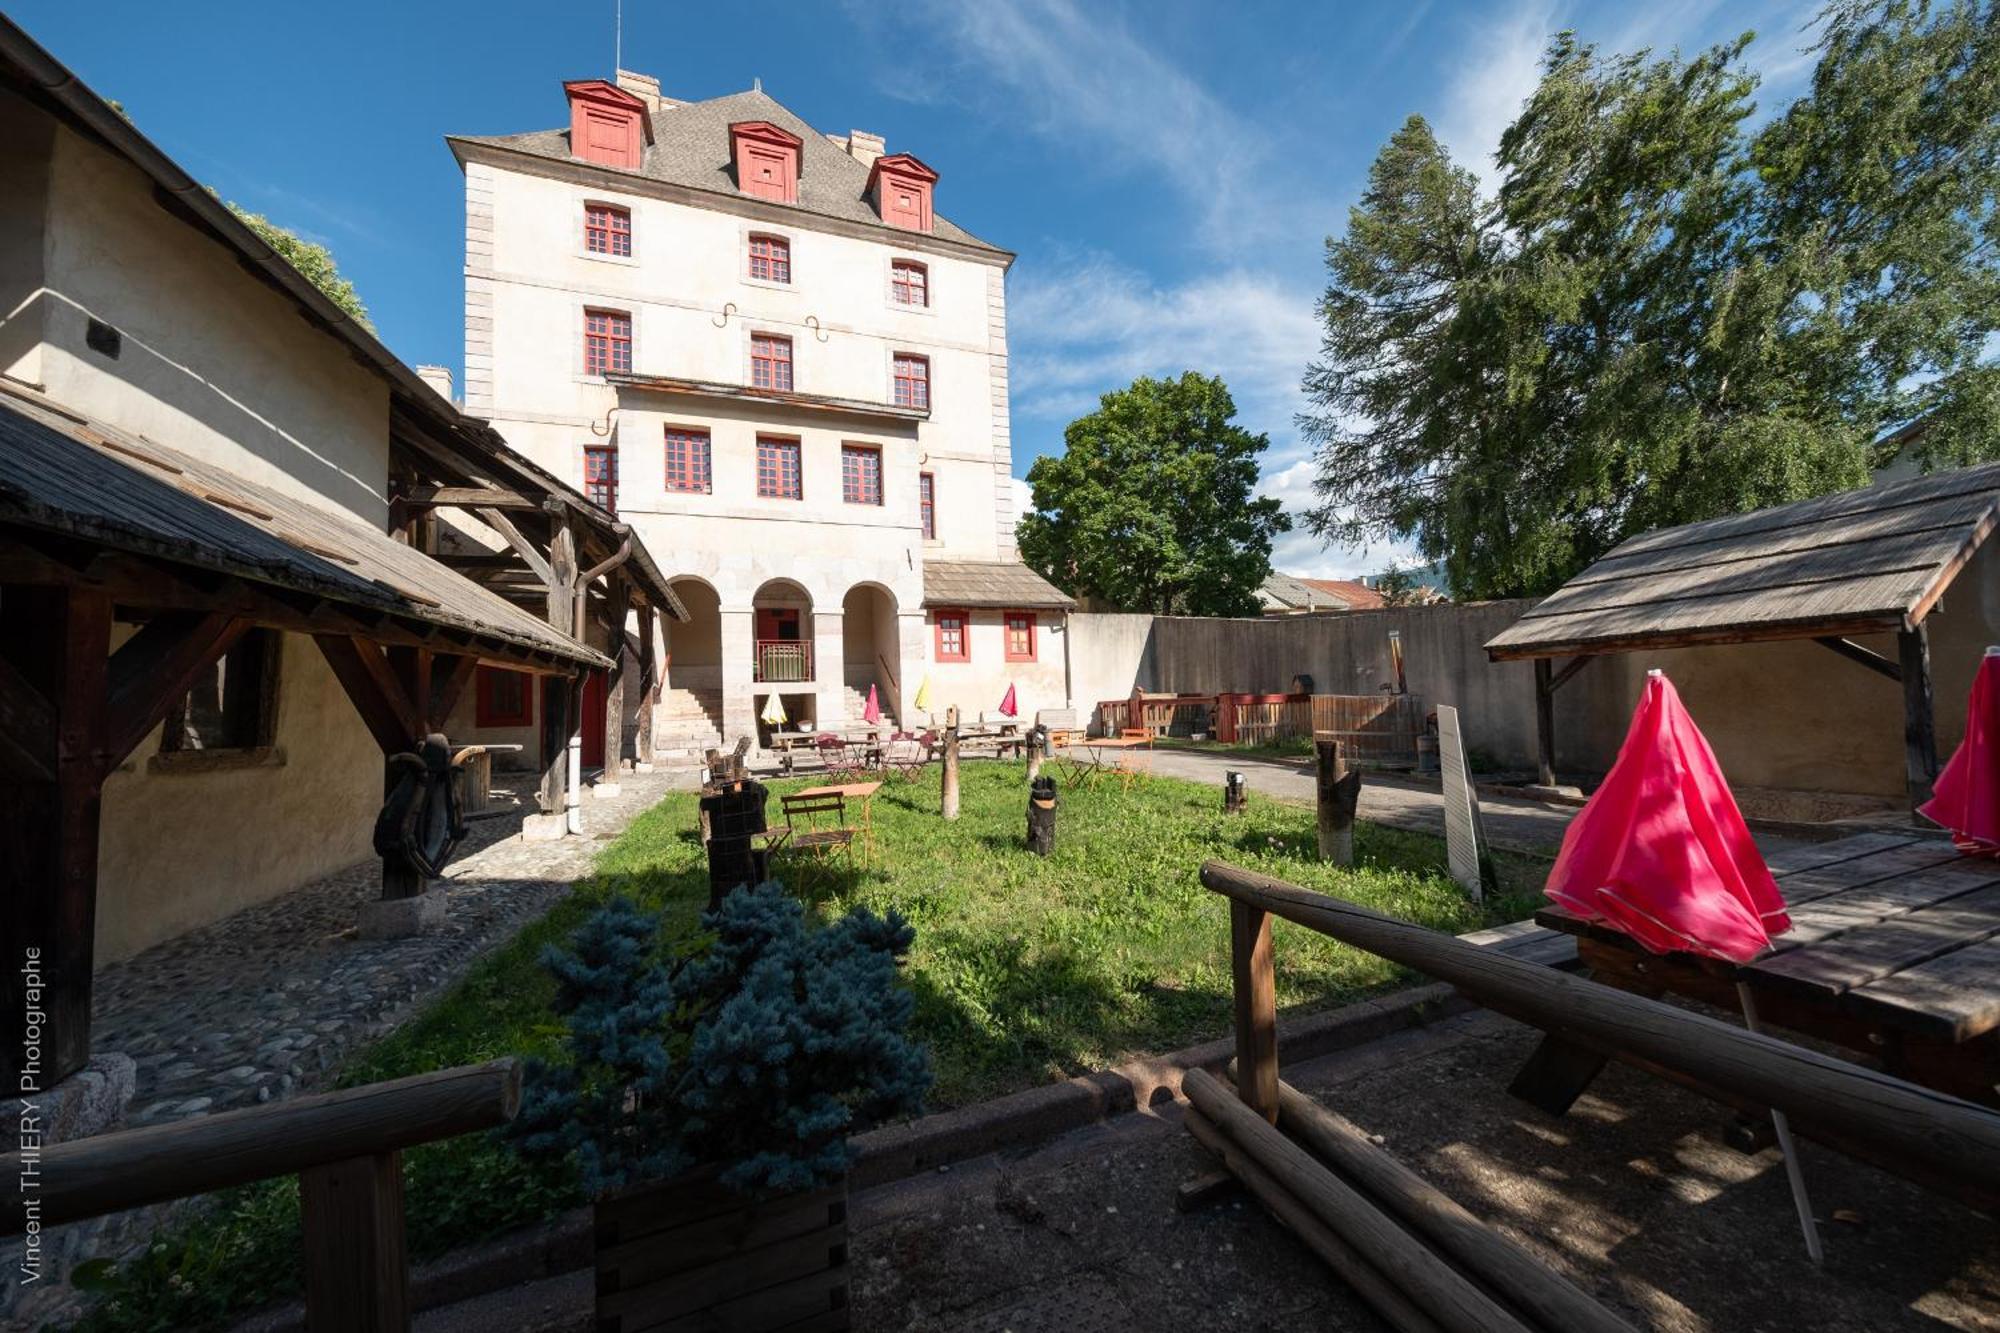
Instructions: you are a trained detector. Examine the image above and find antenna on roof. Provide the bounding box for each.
[614,0,623,76]
[754,76,763,93]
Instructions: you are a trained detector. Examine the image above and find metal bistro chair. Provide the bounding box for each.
[815,732,865,784]
[774,790,858,883]
[882,730,932,782]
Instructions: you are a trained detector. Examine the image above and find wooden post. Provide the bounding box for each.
[941,705,961,821]
[635,601,657,768]
[299,1150,409,1332]
[1025,725,1045,783]
[1026,776,1057,855]
[0,586,111,1087]
[1229,899,1278,1122]
[1899,624,1939,813]
[1314,734,1359,866]
[1533,656,1556,787]
[540,520,577,818]
[602,574,627,774]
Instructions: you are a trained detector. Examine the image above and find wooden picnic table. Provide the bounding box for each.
[767,728,885,774]
[1049,735,1153,790]
[792,780,883,867]
[1516,829,2000,1118]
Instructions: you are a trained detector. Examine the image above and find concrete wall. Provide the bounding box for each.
[1068,557,1999,800]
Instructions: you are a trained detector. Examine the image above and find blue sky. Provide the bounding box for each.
[12,0,1825,576]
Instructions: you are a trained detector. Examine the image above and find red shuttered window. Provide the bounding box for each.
[892,353,929,409]
[841,444,883,505]
[664,427,711,494]
[919,471,936,539]
[583,444,618,515]
[1004,610,1037,662]
[891,260,928,307]
[756,437,802,500]
[584,309,631,376]
[584,204,632,256]
[748,234,791,283]
[934,609,969,663]
[751,334,793,391]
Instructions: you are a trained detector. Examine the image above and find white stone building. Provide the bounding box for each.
[447,71,1074,751]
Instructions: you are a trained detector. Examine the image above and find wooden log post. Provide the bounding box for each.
[301,1150,409,1332]
[1183,1069,1535,1333]
[601,573,628,775]
[540,520,578,818]
[1182,1108,1446,1333]
[941,705,961,821]
[1026,775,1057,855]
[1230,899,1278,1122]
[1533,656,1556,788]
[1025,724,1046,783]
[1314,734,1360,865]
[1899,623,1939,813]
[1198,859,2000,1194]
[1223,770,1247,814]
[635,601,658,769]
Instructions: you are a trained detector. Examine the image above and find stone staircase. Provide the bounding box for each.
[652,686,723,762]
[843,682,897,732]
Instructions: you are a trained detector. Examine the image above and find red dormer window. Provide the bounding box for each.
[730,121,802,204]
[867,153,938,233]
[565,80,652,170]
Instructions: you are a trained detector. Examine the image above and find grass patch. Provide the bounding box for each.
[72,764,1537,1331]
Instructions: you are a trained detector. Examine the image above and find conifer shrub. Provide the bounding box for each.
[512,882,930,1196]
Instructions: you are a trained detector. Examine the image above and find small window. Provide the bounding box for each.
[475,667,534,727]
[748,234,791,283]
[584,309,632,376]
[893,353,929,410]
[665,427,712,494]
[841,444,883,505]
[891,260,928,307]
[158,629,280,754]
[584,443,618,514]
[585,204,632,257]
[1004,610,1037,663]
[934,609,969,663]
[756,436,802,499]
[751,334,793,391]
[919,471,936,540]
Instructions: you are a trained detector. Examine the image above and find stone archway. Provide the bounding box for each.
[841,582,901,729]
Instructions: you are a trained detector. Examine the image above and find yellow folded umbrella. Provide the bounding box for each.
[760,692,788,726]
[912,675,932,712]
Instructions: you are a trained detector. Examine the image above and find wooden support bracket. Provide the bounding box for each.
[314,635,420,755]
[104,611,249,772]
[1815,635,1902,682]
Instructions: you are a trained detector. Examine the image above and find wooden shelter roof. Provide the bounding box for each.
[1486,462,2000,661]
[0,386,609,672]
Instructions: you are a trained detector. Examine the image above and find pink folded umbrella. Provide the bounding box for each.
[1918,647,2000,855]
[1546,671,1790,964]
[998,683,1018,718]
[862,683,882,726]
[1545,670,1819,1261]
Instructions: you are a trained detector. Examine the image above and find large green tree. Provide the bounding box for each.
[1018,372,1289,616]
[1302,0,2000,599]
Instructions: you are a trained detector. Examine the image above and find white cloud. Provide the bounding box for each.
[1428,1,1560,197]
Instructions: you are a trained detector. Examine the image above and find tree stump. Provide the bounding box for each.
[1314,735,1361,866]
[1223,770,1247,814]
[1027,775,1058,855]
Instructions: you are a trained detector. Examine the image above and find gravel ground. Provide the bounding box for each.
[850,1010,2000,1332]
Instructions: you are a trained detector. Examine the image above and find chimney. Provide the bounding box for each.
[843,129,885,169]
[415,364,454,403]
[616,69,679,117]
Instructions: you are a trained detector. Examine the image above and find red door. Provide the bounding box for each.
[582,670,607,769]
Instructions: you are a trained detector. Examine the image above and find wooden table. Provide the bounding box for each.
[792,781,883,866]
[1516,829,2000,1123]
[1049,736,1153,790]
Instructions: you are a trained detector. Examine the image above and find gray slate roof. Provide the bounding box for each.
[451,88,1007,257]
[1485,461,2000,660]
[923,560,1076,610]
[0,385,607,670]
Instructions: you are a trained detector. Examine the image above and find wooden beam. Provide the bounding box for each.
[0,646,55,783]
[0,586,112,1087]
[402,485,537,510]
[1545,654,1591,694]
[1814,635,1901,682]
[104,612,249,772]
[386,647,434,735]
[300,1152,409,1332]
[539,521,578,818]
[1230,899,1278,1123]
[314,635,419,755]
[1899,624,1939,811]
[431,654,478,726]
[1533,657,1556,787]
[472,507,554,587]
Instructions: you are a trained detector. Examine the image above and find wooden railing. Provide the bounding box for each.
[1094,693,1424,764]
[1,1059,520,1331]
[755,639,814,682]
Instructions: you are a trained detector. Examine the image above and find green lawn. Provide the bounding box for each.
[74,764,1537,1332]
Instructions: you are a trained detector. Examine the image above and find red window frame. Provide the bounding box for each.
[893,353,929,410]
[751,334,793,391]
[748,233,791,283]
[934,608,970,663]
[756,436,802,500]
[891,259,928,307]
[583,443,618,515]
[475,667,534,727]
[664,427,711,494]
[1004,610,1038,662]
[841,444,883,506]
[584,204,632,257]
[919,471,936,539]
[584,309,631,376]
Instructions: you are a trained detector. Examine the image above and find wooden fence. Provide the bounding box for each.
[1094,691,1424,766]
